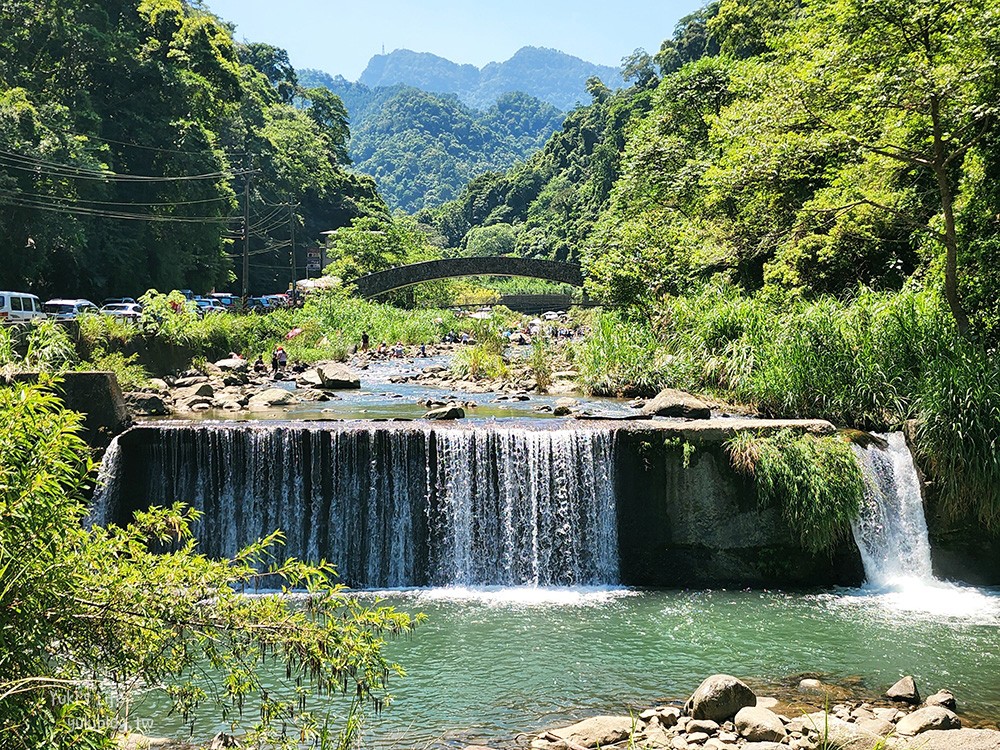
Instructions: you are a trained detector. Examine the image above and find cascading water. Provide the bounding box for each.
[91,423,619,589]
[849,432,999,617]
[850,432,934,587]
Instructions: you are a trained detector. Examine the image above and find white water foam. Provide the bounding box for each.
[367,585,637,608]
[849,432,1000,620]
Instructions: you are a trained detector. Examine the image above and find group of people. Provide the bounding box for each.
[360,331,427,359]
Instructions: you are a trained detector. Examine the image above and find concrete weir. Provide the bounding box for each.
[92,417,864,589]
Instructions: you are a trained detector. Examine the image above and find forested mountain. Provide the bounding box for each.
[356,47,624,111]
[301,70,564,212]
[422,0,1000,340]
[0,0,384,299]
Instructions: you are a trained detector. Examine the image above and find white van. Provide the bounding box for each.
[0,291,45,321]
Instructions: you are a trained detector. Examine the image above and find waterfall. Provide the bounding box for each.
[88,435,122,527]
[91,423,619,589]
[850,432,934,586]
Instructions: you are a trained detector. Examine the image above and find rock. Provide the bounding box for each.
[553,405,573,416]
[554,397,579,408]
[208,734,241,750]
[173,375,208,388]
[124,392,169,416]
[687,675,757,722]
[886,676,921,704]
[741,744,784,750]
[222,372,247,387]
[856,718,895,736]
[424,405,465,420]
[641,388,711,419]
[735,707,786,743]
[247,388,297,410]
[214,358,247,372]
[542,715,633,748]
[148,378,169,391]
[686,719,720,734]
[299,362,360,390]
[754,697,778,710]
[925,690,957,711]
[670,737,689,750]
[895,706,961,736]
[896,728,1000,749]
[684,731,709,744]
[422,365,447,374]
[174,383,214,400]
[552,370,578,379]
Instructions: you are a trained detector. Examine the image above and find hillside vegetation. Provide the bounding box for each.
[301,70,564,212]
[0,1,384,300]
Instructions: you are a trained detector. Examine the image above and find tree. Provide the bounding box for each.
[786,0,1000,333]
[238,42,298,103]
[0,379,418,748]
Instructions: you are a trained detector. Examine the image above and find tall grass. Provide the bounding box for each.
[577,282,997,529]
[727,430,865,553]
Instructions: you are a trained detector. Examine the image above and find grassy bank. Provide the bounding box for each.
[574,284,1000,528]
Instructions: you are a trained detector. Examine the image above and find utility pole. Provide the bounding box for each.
[288,202,298,293]
[242,170,251,304]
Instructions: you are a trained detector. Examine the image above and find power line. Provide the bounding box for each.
[1,196,238,223]
[0,149,249,182]
[3,188,234,208]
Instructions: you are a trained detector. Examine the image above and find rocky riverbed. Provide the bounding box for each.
[117,673,1000,750]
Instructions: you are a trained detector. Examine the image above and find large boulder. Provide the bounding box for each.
[895,706,961,736]
[641,388,711,419]
[424,405,465,420]
[686,674,756,722]
[214,357,247,372]
[298,362,360,390]
[886,676,921,704]
[174,382,214,401]
[124,392,169,416]
[247,388,297,410]
[735,706,786,742]
[535,716,633,749]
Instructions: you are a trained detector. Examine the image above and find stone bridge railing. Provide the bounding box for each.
[351,256,584,298]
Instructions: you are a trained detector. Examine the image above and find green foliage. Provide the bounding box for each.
[0,0,383,302]
[23,319,79,371]
[0,380,419,747]
[726,429,864,553]
[528,336,553,391]
[451,344,508,381]
[79,349,149,391]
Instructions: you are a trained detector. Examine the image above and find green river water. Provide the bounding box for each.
[132,584,1000,748]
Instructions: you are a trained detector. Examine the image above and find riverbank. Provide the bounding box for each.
[118,669,1000,750]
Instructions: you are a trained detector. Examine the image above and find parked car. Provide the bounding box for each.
[43,298,99,320]
[245,297,274,314]
[208,293,238,310]
[194,298,226,317]
[102,297,138,307]
[100,302,143,320]
[0,291,45,321]
[262,293,290,308]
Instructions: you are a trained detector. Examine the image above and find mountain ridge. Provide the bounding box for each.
[355,45,624,111]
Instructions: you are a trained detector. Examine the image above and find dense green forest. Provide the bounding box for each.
[301,70,565,212]
[0,0,384,300]
[355,46,625,111]
[422,0,1000,339]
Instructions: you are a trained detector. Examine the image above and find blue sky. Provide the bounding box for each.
[202,0,706,80]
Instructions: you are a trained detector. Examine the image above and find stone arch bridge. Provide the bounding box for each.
[350,256,584,299]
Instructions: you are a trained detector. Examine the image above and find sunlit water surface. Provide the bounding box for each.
[132,584,1000,748]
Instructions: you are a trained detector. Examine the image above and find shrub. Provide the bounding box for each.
[727,429,864,554]
[0,379,419,747]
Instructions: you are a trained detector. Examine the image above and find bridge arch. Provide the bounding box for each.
[350,256,584,299]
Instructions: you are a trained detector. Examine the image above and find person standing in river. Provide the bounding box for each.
[361,331,370,352]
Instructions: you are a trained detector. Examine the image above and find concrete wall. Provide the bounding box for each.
[614,427,865,588]
[9,371,130,450]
